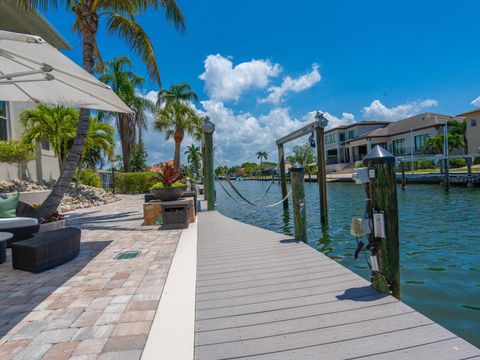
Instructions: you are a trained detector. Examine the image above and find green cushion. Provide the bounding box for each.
[0,192,19,218]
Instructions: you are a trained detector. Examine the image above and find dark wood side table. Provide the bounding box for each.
[0,232,13,264]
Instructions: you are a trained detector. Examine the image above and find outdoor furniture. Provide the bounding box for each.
[11,227,81,273]
[144,199,195,226]
[161,200,190,230]
[0,232,13,264]
[0,201,40,247]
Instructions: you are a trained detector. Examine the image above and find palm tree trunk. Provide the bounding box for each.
[39,15,96,218]
[76,153,84,188]
[173,130,184,169]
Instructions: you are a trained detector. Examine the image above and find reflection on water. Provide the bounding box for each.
[215,180,480,347]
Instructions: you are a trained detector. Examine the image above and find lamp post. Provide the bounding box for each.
[314,111,329,224]
[203,116,216,211]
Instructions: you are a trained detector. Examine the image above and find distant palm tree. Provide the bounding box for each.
[98,56,156,171]
[157,83,199,107]
[424,133,464,154]
[16,0,185,217]
[155,101,203,169]
[20,105,78,172]
[185,144,202,175]
[256,151,268,169]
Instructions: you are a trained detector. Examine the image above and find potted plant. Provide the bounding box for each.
[150,162,187,201]
[38,211,67,233]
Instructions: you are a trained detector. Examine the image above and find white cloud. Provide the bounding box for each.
[199,54,281,102]
[260,64,321,104]
[471,96,480,107]
[362,99,438,121]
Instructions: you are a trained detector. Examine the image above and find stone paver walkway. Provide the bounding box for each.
[0,195,181,360]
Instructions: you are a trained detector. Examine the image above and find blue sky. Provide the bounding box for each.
[43,0,480,165]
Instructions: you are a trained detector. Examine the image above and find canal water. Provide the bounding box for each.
[215,180,480,347]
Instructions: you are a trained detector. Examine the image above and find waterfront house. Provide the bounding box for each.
[325,112,465,171]
[458,108,480,154]
[0,1,71,182]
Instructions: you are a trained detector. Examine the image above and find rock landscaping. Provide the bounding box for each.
[0,180,120,213]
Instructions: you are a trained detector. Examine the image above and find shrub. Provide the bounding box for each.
[151,181,185,189]
[114,172,157,194]
[0,140,35,164]
[449,158,466,169]
[415,160,435,170]
[78,168,102,188]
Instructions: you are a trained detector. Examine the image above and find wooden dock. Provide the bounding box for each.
[195,211,480,360]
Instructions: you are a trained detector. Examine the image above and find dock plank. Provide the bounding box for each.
[195,211,480,360]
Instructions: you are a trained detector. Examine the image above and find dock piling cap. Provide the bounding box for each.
[363,145,395,165]
[290,163,304,172]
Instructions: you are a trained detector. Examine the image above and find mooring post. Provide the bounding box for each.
[363,146,400,299]
[444,158,450,192]
[467,157,472,176]
[291,164,307,242]
[401,161,406,190]
[315,112,329,225]
[278,144,289,210]
[443,124,450,192]
[204,116,216,211]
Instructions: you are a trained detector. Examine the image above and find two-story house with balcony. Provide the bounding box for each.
[324,121,389,171]
[457,108,480,154]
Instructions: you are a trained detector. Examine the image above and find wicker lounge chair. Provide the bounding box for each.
[11,227,81,273]
[0,201,40,246]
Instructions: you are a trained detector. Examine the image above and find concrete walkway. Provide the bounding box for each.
[0,195,181,360]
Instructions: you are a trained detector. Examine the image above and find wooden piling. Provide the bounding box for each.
[363,146,400,299]
[291,164,307,242]
[467,157,472,176]
[444,159,450,192]
[278,144,289,210]
[401,161,406,190]
[315,127,328,224]
[204,117,215,211]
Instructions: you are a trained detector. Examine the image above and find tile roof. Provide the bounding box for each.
[325,120,390,134]
[457,108,480,116]
[355,112,452,139]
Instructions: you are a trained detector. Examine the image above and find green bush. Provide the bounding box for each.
[0,140,35,163]
[114,172,156,194]
[415,160,435,170]
[77,168,102,188]
[449,158,466,169]
[355,162,364,169]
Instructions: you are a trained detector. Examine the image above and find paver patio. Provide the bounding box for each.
[0,195,181,360]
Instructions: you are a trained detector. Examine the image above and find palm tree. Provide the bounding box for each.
[16,0,185,217]
[424,133,464,154]
[256,151,268,169]
[157,83,199,107]
[154,101,203,169]
[287,145,314,167]
[76,116,115,187]
[98,56,155,171]
[20,105,78,172]
[185,144,201,175]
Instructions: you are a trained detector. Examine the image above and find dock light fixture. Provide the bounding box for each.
[203,116,215,134]
[315,111,329,128]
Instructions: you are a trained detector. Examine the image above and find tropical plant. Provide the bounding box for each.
[20,105,78,171]
[16,0,185,217]
[0,140,35,164]
[129,143,148,172]
[157,83,199,107]
[98,56,155,171]
[185,144,201,175]
[152,162,185,187]
[424,133,464,154]
[447,119,468,154]
[256,151,268,169]
[76,116,115,187]
[154,101,203,169]
[75,168,102,188]
[287,145,315,166]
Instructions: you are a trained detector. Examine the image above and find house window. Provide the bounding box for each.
[0,101,8,140]
[348,130,355,139]
[392,138,406,156]
[472,119,477,127]
[374,142,388,150]
[325,134,336,145]
[339,133,346,142]
[414,134,430,152]
[40,137,51,151]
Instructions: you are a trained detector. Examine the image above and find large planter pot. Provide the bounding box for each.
[38,219,67,233]
[150,186,187,201]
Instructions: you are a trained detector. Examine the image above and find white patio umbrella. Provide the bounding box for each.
[0,30,131,113]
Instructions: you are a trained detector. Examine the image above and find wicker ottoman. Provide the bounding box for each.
[11,227,81,273]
